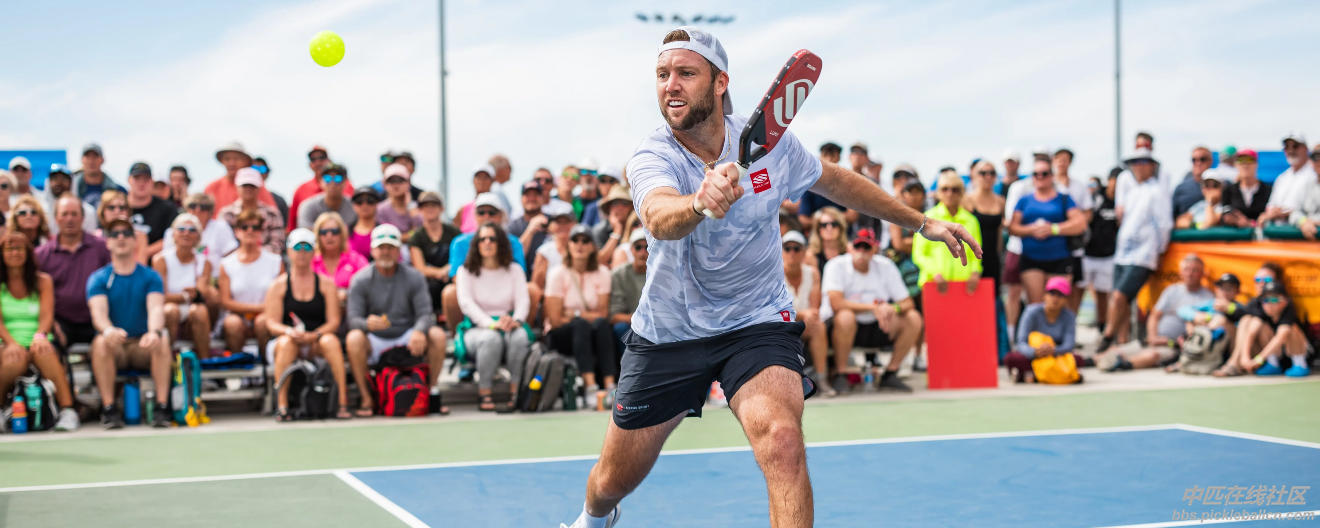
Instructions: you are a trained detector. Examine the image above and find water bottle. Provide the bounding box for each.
[10,397,27,434]
[123,379,142,425]
[428,386,442,415]
[144,390,155,424]
[862,361,875,393]
[24,383,43,429]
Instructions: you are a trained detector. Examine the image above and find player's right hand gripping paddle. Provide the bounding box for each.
[702,49,823,219]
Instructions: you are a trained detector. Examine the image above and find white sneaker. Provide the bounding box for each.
[561,505,621,528]
[584,385,599,410]
[54,408,80,432]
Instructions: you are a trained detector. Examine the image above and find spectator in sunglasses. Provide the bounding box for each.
[456,165,498,234]
[218,209,283,357]
[443,194,529,329]
[1217,264,1307,376]
[291,145,355,233]
[915,171,983,296]
[1220,150,1270,227]
[9,196,51,248]
[251,157,289,226]
[297,163,357,230]
[581,165,623,227]
[554,166,579,214]
[779,230,833,396]
[456,222,530,412]
[376,163,423,234]
[95,190,149,264]
[367,151,425,204]
[1291,145,1320,240]
[531,201,577,291]
[37,164,98,235]
[1171,146,1216,219]
[806,207,848,278]
[89,218,171,429]
[164,193,236,279]
[1007,159,1084,306]
[349,187,381,260]
[1260,133,1316,224]
[37,195,112,351]
[311,212,368,297]
[545,224,616,410]
[1097,148,1173,354]
[0,171,14,218]
[151,213,214,359]
[574,158,602,222]
[609,227,649,353]
[219,168,285,255]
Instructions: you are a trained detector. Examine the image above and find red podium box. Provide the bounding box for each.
[922,278,998,390]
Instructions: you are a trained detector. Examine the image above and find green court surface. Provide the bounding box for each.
[2,381,1317,527]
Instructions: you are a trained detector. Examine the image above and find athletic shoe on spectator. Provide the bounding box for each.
[151,403,172,428]
[1255,363,1283,376]
[1285,365,1310,377]
[877,371,912,393]
[102,404,124,430]
[54,408,80,432]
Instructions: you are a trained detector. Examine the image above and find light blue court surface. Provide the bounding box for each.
[348,427,1320,527]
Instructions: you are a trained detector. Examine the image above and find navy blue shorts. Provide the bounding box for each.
[611,321,815,430]
[1113,264,1153,300]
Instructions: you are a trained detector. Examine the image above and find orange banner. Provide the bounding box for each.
[1137,241,1320,323]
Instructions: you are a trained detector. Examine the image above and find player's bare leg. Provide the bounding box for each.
[729,366,812,528]
[583,412,686,517]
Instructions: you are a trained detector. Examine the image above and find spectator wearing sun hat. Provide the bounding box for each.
[1221,149,1271,227]
[72,143,126,207]
[455,164,498,234]
[205,141,277,211]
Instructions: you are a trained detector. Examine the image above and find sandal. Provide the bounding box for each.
[335,405,352,420]
[354,406,374,418]
[1213,362,1245,377]
[275,407,294,422]
[479,394,496,412]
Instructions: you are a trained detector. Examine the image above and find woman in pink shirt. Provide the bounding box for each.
[310,212,368,301]
[544,224,614,410]
[456,223,530,412]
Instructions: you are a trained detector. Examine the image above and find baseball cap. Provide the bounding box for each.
[7,157,30,170]
[471,164,495,179]
[1045,276,1072,296]
[543,201,574,220]
[104,218,134,233]
[352,186,380,200]
[893,163,918,179]
[852,228,879,248]
[1215,273,1241,287]
[393,151,415,164]
[782,230,807,246]
[417,191,444,207]
[568,224,594,241]
[850,142,868,154]
[902,180,926,194]
[1259,281,1287,298]
[598,165,622,182]
[1222,145,1238,158]
[1202,169,1229,184]
[128,162,152,177]
[1124,148,1156,165]
[1283,132,1307,146]
[308,145,328,158]
[473,192,506,213]
[577,157,600,174]
[82,143,103,157]
[629,228,648,245]
[287,228,317,249]
[1002,148,1021,162]
[521,181,542,195]
[383,163,410,181]
[48,163,71,178]
[658,26,733,115]
[370,224,403,248]
[1236,149,1259,162]
[234,167,264,187]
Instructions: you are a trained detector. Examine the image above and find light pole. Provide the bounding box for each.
[438,0,449,199]
[1114,0,1122,164]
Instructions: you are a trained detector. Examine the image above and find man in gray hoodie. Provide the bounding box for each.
[345,224,448,416]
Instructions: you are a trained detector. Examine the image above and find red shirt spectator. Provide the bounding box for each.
[205,141,277,210]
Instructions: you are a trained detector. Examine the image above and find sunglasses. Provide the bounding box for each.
[853,243,874,252]
[1311,152,1320,162]
[253,165,269,175]
[107,229,135,239]
[187,203,214,212]
[353,197,379,205]
[1255,276,1274,283]
[1129,160,1154,166]
[1191,156,1211,163]
[380,155,394,163]
[631,243,647,252]
[1261,296,1283,304]
[309,155,328,163]
[0,184,9,191]
[1237,156,1257,165]
[562,171,579,180]
[105,204,127,212]
[818,221,840,230]
[631,220,643,229]
[322,174,345,184]
[599,176,618,185]
[1201,180,1222,189]
[578,169,598,178]
[570,236,593,245]
[938,186,963,193]
[477,236,499,243]
[291,242,314,252]
[536,177,555,184]
[175,226,199,234]
[977,170,996,177]
[14,209,37,217]
[782,244,803,253]
[237,224,263,232]
[476,208,500,217]
[319,227,342,236]
[1032,171,1051,178]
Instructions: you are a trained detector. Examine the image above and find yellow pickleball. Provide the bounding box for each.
[309,30,345,67]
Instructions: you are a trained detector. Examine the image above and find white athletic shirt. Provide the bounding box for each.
[221,250,283,305]
[819,254,910,324]
[162,250,205,295]
[627,113,823,343]
[785,264,815,313]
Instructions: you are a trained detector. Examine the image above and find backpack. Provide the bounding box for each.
[522,348,569,412]
[171,350,208,426]
[375,364,430,417]
[276,359,337,419]
[515,342,545,411]
[7,368,58,432]
[1179,326,1228,375]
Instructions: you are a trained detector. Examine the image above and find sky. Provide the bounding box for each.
[2,0,1318,208]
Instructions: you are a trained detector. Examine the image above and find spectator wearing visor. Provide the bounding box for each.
[37,164,98,234]
[205,141,277,211]
[1221,150,1271,227]
[150,163,173,203]
[219,167,285,255]
[377,163,422,234]
[456,165,497,234]
[290,145,354,233]
[780,230,833,397]
[72,143,126,207]
[349,186,381,260]
[250,157,288,226]
[581,165,623,227]
[297,163,357,230]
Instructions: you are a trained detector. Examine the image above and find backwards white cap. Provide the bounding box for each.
[658,26,733,115]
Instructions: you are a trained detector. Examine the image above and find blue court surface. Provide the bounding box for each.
[342,425,1320,527]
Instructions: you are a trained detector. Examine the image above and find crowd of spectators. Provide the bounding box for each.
[0,129,1315,433]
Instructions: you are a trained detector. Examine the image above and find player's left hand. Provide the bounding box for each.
[695,162,745,219]
[919,218,983,266]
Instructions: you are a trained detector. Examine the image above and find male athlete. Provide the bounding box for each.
[561,27,981,528]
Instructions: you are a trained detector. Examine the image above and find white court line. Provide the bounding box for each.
[334,470,431,528]
[0,423,1297,494]
[1091,509,1320,528]
[1171,424,1320,450]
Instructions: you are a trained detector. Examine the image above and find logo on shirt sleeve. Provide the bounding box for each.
[751,169,772,194]
[779,310,791,322]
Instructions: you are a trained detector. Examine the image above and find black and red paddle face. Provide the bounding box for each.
[738,49,823,167]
